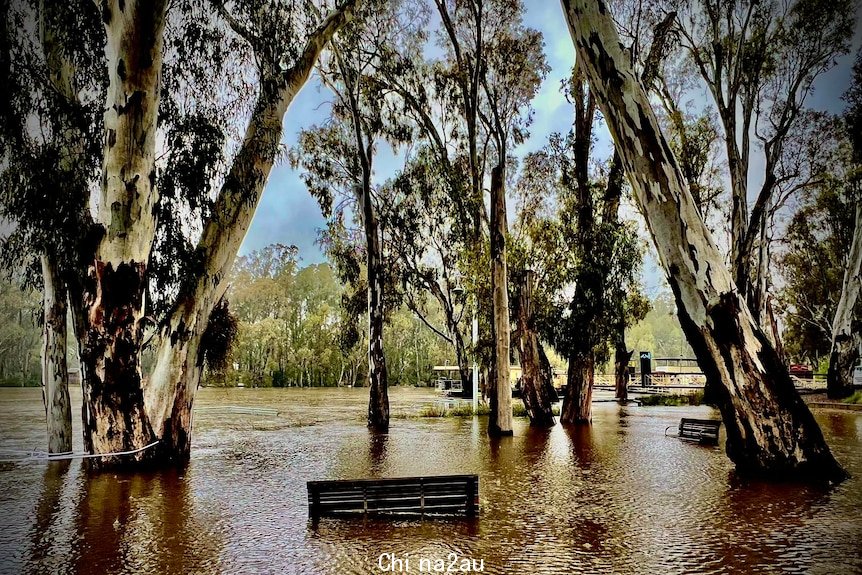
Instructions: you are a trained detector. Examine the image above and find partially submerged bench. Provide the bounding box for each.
[666,418,721,445]
[307,474,479,518]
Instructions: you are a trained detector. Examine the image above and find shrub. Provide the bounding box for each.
[639,391,705,406]
[416,403,491,418]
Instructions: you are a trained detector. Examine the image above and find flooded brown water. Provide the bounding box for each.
[0,386,861,575]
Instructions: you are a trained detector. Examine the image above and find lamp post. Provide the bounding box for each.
[471,298,478,414]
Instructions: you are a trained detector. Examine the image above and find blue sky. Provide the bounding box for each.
[240,2,861,295]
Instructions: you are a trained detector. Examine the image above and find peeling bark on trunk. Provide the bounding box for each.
[81,260,157,463]
[563,352,594,423]
[40,255,72,454]
[765,295,787,367]
[489,164,512,436]
[562,0,846,482]
[516,271,555,426]
[81,0,168,466]
[827,201,862,399]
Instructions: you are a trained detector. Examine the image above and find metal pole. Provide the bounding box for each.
[472,297,479,414]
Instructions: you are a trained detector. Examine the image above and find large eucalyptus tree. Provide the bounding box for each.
[827,51,862,399]
[0,0,358,466]
[561,0,846,481]
[293,0,416,430]
[476,1,547,436]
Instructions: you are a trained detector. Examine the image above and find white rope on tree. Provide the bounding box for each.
[0,440,160,464]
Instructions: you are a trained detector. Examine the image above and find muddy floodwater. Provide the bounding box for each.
[1,387,861,575]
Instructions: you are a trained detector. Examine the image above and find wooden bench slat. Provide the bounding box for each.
[308,474,478,518]
[676,418,721,446]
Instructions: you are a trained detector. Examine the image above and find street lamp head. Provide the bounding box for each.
[452,272,465,297]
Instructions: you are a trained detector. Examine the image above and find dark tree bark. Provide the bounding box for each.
[614,335,633,402]
[365,186,390,430]
[563,351,594,423]
[516,271,556,426]
[538,341,560,404]
[561,66,601,424]
[562,0,847,482]
[337,48,391,430]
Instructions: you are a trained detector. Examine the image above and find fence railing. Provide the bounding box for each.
[570,372,830,392]
[791,374,827,390]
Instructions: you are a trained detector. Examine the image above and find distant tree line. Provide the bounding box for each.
[201,243,453,388]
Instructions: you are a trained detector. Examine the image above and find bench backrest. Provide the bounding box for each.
[679,418,721,431]
[678,418,721,444]
[308,474,479,517]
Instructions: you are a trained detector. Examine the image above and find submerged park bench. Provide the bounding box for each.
[666,418,722,445]
[307,474,479,518]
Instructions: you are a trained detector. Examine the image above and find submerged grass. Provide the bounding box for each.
[412,403,492,418]
[512,403,561,417]
[638,391,705,406]
[410,402,561,418]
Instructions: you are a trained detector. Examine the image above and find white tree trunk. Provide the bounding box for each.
[41,255,72,454]
[37,2,76,455]
[561,0,846,481]
[489,164,512,435]
[827,200,862,399]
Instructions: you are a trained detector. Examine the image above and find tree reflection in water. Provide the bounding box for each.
[23,465,225,575]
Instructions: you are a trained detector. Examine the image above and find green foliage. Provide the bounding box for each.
[665,113,725,227]
[200,298,239,374]
[412,402,564,418]
[212,244,451,387]
[510,130,648,366]
[0,278,41,385]
[842,391,862,405]
[638,391,704,406]
[0,2,104,285]
[846,49,862,163]
[775,115,860,365]
[415,403,491,418]
[626,291,693,358]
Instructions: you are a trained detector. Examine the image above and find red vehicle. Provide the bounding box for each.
[789,364,813,379]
